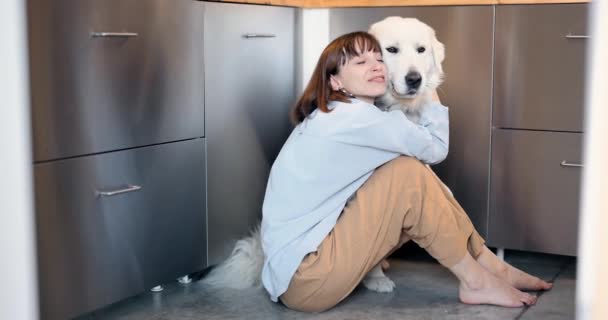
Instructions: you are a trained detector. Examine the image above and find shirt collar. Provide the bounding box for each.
[328,98,371,110]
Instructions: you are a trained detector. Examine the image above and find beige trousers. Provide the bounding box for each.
[280,156,486,312]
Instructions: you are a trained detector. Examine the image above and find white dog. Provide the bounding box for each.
[201,17,447,296]
[369,17,445,122]
[358,17,448,293]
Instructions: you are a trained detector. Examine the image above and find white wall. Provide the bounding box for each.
[576,1,608,319]
[295,9,330,95]
[0,0,39,319]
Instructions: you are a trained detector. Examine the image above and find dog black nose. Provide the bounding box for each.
[405,72,422,89]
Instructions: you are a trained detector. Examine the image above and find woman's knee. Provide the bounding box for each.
[380,156,438,197]
[387,156,428,175]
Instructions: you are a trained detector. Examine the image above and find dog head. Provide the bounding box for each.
[369,17,445,111]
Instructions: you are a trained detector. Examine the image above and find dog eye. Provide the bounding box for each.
[385,47,398,54]
[417,46,426,53]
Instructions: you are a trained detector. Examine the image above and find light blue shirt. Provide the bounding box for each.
[260,98,449,302]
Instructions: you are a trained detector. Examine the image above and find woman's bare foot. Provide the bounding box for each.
[450,253,537,307]
[477,247,553,291]
[458,268,538,307]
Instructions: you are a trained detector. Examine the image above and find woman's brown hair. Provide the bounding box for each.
[290,31,383,124]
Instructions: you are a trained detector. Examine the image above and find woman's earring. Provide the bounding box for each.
[339,88,356,98]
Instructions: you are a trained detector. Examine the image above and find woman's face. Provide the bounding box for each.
[330,49,387,104]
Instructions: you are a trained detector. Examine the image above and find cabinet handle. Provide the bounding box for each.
[96,184,142,197]
[242,34,276,39]
[90,32,139,38]
[565,33,590,39]
[560,160,583,168]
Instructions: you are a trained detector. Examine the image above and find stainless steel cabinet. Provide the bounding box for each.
[35,139,207,320]
[493,4,588,132]
[203,3,296,264]
[330,6,494,238]
[489,130,582,256]
[488,4,588,255]
[28,0,205,162]
[27,0,207,318]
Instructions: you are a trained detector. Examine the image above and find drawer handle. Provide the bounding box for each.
[90,32,139,38]
[242,34,276,39]
[565,33,590,39]
[560,160,583,168]
[97,184,142,197]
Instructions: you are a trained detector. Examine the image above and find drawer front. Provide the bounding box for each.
[493,4,588,132]
[34,139,206,320]
[489,129,582,256]
[28,0,205,162]
[204,3,296,264]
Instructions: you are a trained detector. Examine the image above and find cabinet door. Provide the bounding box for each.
[330,6,494,238]
[28,0,205,162]
[35,139,207,320]
[204,3,295,264]
[493,4,588,132]
[489,129,582,256]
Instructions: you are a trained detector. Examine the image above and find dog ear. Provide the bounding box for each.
[368,23,376,35]
[431,33,445,75]
[368,23,380,40]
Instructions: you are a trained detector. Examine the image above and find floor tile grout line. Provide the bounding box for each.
[513,258,573,320]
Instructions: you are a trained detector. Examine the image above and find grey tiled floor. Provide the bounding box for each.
[77,250,576,320]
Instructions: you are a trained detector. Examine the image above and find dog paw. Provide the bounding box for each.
[362,275,396,293]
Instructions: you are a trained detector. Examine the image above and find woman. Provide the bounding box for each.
[260,31,551,312]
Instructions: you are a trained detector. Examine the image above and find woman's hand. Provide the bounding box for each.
[432,89,441,103]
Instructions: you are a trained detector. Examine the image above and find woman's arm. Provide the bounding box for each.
[413,102,449,164]
[319,101,449,164]
[432,89,441,103]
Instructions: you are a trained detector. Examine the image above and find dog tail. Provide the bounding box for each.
[201,225,264,289]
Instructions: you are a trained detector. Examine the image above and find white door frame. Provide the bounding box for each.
[576,1,608,319]
[0,0,39,319]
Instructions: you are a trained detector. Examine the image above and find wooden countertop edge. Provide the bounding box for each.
[498,0,588,3]
[212,0,589,8]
